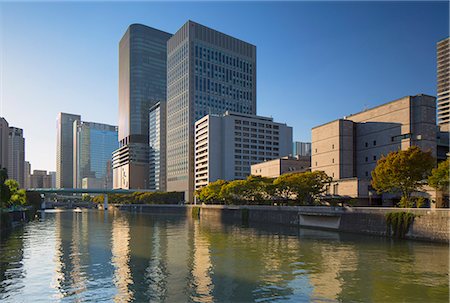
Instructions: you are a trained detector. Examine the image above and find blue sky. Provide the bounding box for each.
[1,1,448,171]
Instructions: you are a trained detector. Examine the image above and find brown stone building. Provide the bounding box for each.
[311,94,437,204]
[251,156,310,178]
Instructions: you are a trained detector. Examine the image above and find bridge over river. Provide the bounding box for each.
[26,188,154,210]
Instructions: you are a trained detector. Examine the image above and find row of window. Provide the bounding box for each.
[235,138,279,146]
[235,120,279,129]
[194,45,253,74]
[235,144,279,151]
[235,126,279,134]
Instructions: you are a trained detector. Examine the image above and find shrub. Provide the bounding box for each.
[385,212,415,238]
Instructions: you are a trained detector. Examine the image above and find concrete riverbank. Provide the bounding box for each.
[111,204,450,243]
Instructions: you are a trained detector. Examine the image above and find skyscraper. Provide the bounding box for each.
[149,102,166,191]
[293,141,311,157]
[24,161,31,189]
[73,121,118,189]
[0,117,9,170]
[437,37,449,131]
[56,112,81,188]
[166,20,256,202]
[8,127,25,187]
[113,24,172,189]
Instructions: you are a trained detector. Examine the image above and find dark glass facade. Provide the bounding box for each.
[118,24,172,145]
[115,24,172,189]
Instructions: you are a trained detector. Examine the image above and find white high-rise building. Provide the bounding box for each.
[194,112,292,190]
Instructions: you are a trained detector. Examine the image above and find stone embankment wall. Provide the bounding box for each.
[111,204,449,243]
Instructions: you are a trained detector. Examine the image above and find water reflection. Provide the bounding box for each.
[0,210,448,302]
[111,214,132,302]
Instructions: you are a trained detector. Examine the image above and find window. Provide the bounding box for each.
[365,142,368,148]
[332,158,334,163]
[315,162,318,166]
[365,171,369,177]
[373,155,377,161]
[315,148,318,153]
[365,157,368,162]
[332,144,334,149]
[373,140,377,146]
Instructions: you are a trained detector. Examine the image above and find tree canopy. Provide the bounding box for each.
[195,171,332,205]
[428,159,449,192]
[4,179,27,207]
[371,146,435,206]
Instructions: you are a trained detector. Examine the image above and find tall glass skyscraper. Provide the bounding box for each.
[73,121,118,189]
[149,102,166,191]
[113,24,172,189]
[56,112,81,188]
[166,21,257,202]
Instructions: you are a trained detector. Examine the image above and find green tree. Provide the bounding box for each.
[428,159,449,192]
[4,179,27,207]
[0,167,11,208]
[371,146,435,207]
[244,175,273,202]
[195,179,228,203]
[273,171,332,205]
[220,180,249,204]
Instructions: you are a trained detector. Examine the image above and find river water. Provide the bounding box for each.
[0,209,448,302]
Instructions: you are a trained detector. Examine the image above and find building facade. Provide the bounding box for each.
[113,24,172,189]
[251,156,311,179]
[149,102,166,191]
[437,37,449,131]
[73,121,118,189]
[167,21,257,201]
[194,112,292,190]
[0,118,8,170]
[293,141,311,157]
[56,112,81,188]
[49,171,56,188]
[8,127,25,187]
[311,94,437,200]
[30,170,53,188]
[24,161,31,189]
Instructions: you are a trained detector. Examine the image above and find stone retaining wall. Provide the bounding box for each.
[111,204,449,243]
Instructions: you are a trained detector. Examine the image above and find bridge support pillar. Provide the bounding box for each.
[40,194,46,210]
[103,194,108,210]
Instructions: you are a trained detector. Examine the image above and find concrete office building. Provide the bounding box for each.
[311,94,437,202]
[30,170,53,188]
[0,118,8,169]
[8,127,25,187]
[251,156,311,179]
[293,141,311,157]
[149,102,166,191]
[167,21,257,201]
[437,38,449,131]
[73,121,118,189]
[194,112,292,190]
[113,24,172,189]
[49,171,56,188]
[56,112,81,188]
[24,161,31,189]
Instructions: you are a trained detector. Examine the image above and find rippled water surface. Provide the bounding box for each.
[0,209,448,302]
